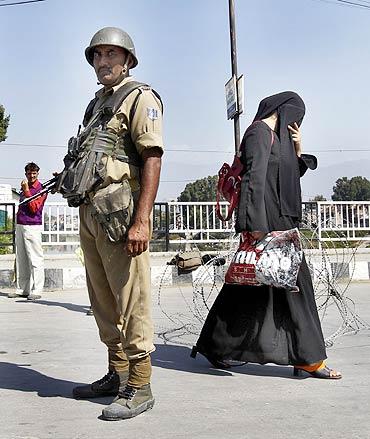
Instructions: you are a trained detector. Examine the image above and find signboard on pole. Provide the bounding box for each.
[237,74,244,115]
[225,75,244,119]
[225,76,238,120]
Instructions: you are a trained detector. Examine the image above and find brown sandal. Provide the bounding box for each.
[294,365,342,379]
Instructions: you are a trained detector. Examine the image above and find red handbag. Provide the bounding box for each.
[216,155,244,221]
[216,123,274,222]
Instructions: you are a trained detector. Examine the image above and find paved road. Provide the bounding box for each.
[0,283,369,439]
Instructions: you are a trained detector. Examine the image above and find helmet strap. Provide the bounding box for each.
[126,53,134,69]
[110,66,129,87]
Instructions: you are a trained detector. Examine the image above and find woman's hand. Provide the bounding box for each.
[250,231,265,241]
[288,122,302,157]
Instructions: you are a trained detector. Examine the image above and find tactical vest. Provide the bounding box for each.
[56,81,162,207]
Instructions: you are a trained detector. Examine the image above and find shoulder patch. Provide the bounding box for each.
[147,107,159,120]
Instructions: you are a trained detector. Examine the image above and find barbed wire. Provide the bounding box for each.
[155,220,370,350]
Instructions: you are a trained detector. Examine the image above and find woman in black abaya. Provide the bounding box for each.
[193,91,341,379]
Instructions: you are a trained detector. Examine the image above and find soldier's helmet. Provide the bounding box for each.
[85,27,138,68]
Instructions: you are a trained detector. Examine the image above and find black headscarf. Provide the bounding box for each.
[253,91,306,218]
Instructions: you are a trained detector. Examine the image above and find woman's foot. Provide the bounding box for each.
[294,363,342,379]
[190,346,231,369]
[203,354,231,370]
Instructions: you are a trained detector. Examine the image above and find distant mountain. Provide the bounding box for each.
[158,157,370,202]
[302,159,370,201]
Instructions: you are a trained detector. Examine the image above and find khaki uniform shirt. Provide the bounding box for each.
[90,76,164,192]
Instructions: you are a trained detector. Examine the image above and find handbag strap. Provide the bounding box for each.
[216,123,274,223]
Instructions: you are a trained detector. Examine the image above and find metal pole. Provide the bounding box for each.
[228,0,240,153]
[165,202,170,252]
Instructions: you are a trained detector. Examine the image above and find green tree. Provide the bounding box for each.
[310,194,327,201]
[178,175,218,202]
[176,175,221,237]
[0,104,10,142]
[0,216,14,255]
[332,176,370,201]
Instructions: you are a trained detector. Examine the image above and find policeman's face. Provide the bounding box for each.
[25,170,39,185]
[93,45,128,87]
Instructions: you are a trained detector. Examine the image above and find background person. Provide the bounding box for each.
[8,162,47,301]
[193,92,342,379]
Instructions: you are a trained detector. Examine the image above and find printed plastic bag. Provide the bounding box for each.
[225,228,303,291]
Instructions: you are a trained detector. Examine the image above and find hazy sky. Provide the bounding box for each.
[1,0,370,200]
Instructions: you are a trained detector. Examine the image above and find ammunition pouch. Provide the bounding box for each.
[56,145,105,208]
[90,180,134,243]
[57,129,140,208]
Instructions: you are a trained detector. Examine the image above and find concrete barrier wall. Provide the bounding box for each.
[1,249,370,290]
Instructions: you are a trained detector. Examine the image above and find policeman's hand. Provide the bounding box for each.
[125,220,150,257]
[288,122,302,157]
[21,179,29,192]
[51,172,60,193]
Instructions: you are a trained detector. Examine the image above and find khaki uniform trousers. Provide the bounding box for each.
[79,203,155,385]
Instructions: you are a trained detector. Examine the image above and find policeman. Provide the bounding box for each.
[71,27,163,420]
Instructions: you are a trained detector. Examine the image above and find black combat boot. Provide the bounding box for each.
[73,370,128,399]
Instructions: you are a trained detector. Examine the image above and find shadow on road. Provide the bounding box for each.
[152,343,231,376]
[0,291,11,298]
[152,344,298,379]
[1,291,90,314]
[16,298,90,314]
[0,291,90,314]
[0,362,112,404]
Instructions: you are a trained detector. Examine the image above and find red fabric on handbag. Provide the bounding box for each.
[216,155,244,221]
[216,122,274,222]
[225,229,302,290]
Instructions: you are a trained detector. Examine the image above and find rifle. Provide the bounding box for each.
[18,175,59,206]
